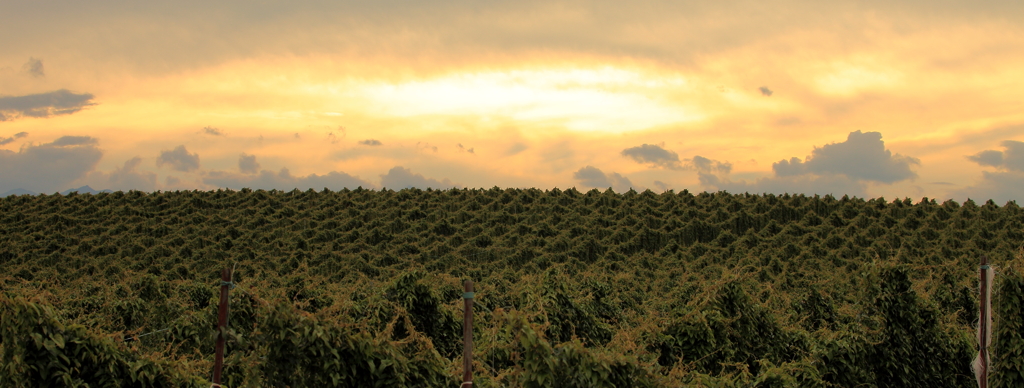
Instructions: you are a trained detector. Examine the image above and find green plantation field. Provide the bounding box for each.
[2,187,1023,387]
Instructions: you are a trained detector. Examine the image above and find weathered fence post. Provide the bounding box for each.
[975,255,991,388]
[213,267,234,386]
[462,280,474,387]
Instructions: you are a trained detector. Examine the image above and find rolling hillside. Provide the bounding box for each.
[2,187,1022,387]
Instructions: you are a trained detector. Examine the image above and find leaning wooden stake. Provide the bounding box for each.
[973,255,992,388]
[213,267,234,387]
[462,280,474,387]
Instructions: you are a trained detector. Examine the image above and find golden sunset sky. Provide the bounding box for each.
[2,0,1023,202]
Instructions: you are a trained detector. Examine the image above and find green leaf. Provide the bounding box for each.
[52,333,65,349]
[43,339,57,355]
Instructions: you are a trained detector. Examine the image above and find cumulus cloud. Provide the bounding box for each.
[380,166,458,189]
[0,89,96,121]
[84,156,157,192]
[759,86,773,96]
[772,130,918,183]
[572,166,633,192]
[622,144,732,173]
[203,126,223,136]
[156,145,200,172]
[968,150,1004,168]
[0,135,103,193]
[359,139,382,146]
[457,143,475,154]
[205,168,373,191]
[697,131,916,197]
[238,153,260,174]
[0,132,28,146]
[23,57,44,78]
[622,144,682,169]
[967,140,1024,171]
[691,155,732,175]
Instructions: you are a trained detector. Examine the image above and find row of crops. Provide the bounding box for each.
[2,187,1023,387]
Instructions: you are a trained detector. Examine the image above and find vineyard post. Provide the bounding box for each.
[462,280,474,387]
[977,255,991,388]
[213,267,233,386]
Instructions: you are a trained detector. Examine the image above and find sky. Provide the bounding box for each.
[2,0,1024,203]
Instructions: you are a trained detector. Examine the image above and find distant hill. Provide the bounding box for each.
[0,188,37,197]
[60,186,113,195]
[1,186,114,197]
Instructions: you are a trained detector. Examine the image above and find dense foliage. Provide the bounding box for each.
[1,187,1022,387]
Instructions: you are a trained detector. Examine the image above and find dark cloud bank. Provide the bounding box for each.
[1,140,461,195]
[0,136,102,194]
[206,154,458,191]
[967,140,1024,172]
[621,144,731,173]
[0,132,28,146]
[0,90,96,121]
[621,144,683,170]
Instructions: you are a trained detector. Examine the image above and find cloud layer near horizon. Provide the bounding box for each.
[1,129,1023,205]
[705,131,918,197]
[0,136,102,193]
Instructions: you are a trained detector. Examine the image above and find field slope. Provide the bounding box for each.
[2,187,1023,387]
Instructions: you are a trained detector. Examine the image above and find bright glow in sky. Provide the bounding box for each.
[360,68,697,132]
[2,0,1024,202]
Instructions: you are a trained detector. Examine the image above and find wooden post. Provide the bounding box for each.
[978,255,991,388]
[462,280,474,387]
[213,267,233,386]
